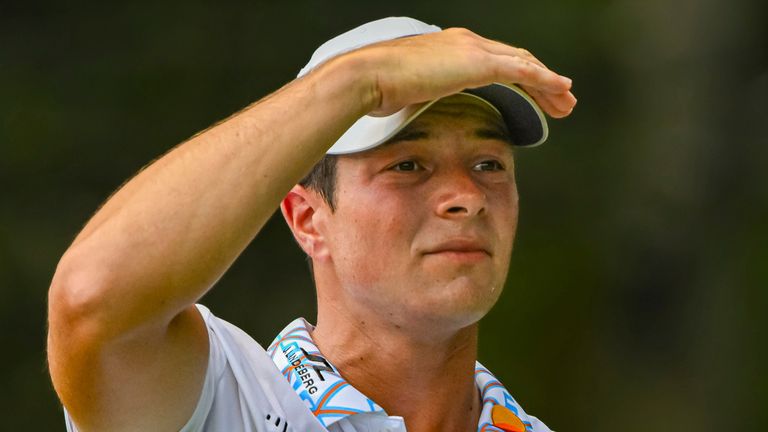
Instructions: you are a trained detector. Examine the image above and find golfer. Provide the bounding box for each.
[47,17,576,432]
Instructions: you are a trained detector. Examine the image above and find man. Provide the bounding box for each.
[47,17,576,432]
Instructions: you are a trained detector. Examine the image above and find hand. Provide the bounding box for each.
[348,28,576,118]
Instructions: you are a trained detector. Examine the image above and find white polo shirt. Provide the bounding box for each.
[65,305,552,432]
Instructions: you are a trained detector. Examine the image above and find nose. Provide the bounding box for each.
[434,170,487,218]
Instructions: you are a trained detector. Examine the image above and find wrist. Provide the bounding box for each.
[312,51,382,118]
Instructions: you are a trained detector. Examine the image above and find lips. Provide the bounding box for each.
[422,239,492,257]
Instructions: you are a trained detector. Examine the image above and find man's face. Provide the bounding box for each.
[315,95,519,334]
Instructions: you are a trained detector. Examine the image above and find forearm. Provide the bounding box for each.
[49,55,376,337]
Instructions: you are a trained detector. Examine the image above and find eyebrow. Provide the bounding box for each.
[384,128,429,145]
[381,125,514,148]
[474,127,514,145]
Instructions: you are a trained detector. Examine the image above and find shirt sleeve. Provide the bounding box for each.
[179,304,228,432]
[64,305,326,432]
[62,305,224,432]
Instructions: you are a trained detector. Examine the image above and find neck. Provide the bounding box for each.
[313,302,481,432]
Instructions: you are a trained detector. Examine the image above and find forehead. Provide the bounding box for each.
[375,94,513,150]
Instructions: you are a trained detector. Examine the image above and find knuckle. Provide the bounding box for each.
[518,48,532,57]
[512,58,534,76]
[446,27,472,35]
[446,27,479,41]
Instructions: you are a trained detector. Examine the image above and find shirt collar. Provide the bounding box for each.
[267,318,535,431]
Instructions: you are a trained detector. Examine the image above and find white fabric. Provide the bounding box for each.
[295,16,548,154]
[177,305,327,432]
[63,305,552,431]
[267,317,552,432]
[64,305,327,432]
[296,17,442,155]
[297,17,441,78]
[180,306,406,432]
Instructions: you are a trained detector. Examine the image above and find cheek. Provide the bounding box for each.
[502,192,519,235]
[490,187,519,258]
[328,188,420,283]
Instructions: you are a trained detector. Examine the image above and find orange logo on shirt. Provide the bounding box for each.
[491,405,526,432]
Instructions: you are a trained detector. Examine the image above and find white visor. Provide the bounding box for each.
[298,17,549,154]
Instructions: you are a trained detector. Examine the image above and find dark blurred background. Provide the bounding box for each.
[2,0,766,430]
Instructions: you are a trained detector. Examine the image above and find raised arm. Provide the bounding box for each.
[47,28,575,431]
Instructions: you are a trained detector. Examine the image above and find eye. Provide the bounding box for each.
[391,160,422,172]
[472,160,505,172]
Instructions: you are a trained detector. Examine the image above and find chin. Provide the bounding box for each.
[405,278,503,332]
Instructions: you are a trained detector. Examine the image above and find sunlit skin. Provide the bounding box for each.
[312,94,519,337]
[284,94,520,431]
[47,25,576,431]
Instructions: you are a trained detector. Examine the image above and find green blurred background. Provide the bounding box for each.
[2,0,766,430]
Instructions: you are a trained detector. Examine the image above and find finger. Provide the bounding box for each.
[526,89,560,117]
[483,39,549,70]
[527,88,569,118]
[490,54,572,94]
[555,90,578,112]
[545,91,577,118]
[522,86,558,117]
[535,87,577,115]
[483,42,576,114]
[450,29,569,87]
[524,87,576,118]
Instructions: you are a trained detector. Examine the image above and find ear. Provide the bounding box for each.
[280,185,329,260]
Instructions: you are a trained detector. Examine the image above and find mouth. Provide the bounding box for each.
[422,239,492,262]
